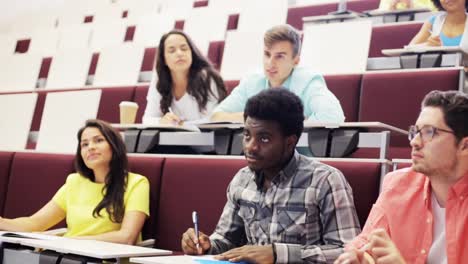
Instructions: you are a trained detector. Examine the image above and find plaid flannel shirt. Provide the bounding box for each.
[209,152,361,263]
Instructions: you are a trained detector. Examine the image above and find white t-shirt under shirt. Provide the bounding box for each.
[142,72,220,124]
[427,192,447,264]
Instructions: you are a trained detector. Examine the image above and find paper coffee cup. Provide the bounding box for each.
[119,101,139,124]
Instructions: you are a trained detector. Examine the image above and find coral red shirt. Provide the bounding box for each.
[348,168,468,264]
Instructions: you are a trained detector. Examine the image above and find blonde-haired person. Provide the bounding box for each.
[210,24,344,123]
[0,119,149,245]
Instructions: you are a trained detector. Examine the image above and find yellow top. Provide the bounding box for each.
[52,172,150,238]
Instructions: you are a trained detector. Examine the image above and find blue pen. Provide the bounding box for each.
[192,211,200,249]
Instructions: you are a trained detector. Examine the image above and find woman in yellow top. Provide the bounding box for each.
[0,119,149,245]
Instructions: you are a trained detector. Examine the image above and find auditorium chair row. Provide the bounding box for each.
[0,151,386,251]
[12,20,422,78]
[0,68,462,158]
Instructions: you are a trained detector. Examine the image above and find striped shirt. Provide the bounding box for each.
[209,151,361,263]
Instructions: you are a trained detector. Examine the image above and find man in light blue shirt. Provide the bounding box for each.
[211,24,345,123]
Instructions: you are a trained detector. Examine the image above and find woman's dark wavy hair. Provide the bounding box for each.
[155,30,227,114]
[75,119,128,223]
[431,0,468,11]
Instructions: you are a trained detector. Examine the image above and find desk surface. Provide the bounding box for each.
[303,121,408,134]
[382,46,463,56]
[0,232,172,259]
[302,12,362,22]
[364,7,430,16]
[114,121,407,134]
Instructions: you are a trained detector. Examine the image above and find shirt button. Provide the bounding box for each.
[426,218,431,223]
[421,249,426,254]
[460,196,464,200]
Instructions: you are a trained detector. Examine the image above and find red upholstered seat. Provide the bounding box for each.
[359,69,460,146]
[287,3,338,30]
[0,151,14,215]
[207,41,225,71]
[324,74,362,122]
[321,160,381,227]
[128,155,165,241]
[155,157,246,251]
[133,85,150,123]
[224,80,240,95]
[140,47,157,72]
[3,152,75,225]
[369,22,422,57]
[287,0,379,30]
[97,86,136,124]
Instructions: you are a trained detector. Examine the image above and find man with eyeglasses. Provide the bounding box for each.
[335,90,468,264]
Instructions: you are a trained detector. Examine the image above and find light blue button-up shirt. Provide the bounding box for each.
[213,67,345,122]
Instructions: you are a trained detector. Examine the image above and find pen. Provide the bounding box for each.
[168,107,182,125]
[192,211,200,249]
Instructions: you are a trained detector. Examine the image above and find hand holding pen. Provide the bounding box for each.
[160,107,183,125]
[192,211,200,249]
[181,211,211,255]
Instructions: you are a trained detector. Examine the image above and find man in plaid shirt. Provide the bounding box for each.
[182,89,360,263]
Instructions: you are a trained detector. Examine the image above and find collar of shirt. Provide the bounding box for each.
[423,171,468,208]
[264,69,294,89]
[450,171,468,199]
[253,151,300,189]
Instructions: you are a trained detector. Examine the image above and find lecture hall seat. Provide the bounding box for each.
[0,151,14,216]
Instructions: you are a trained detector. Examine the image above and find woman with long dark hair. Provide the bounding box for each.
[143,30,227,124]
[0,119,149,245]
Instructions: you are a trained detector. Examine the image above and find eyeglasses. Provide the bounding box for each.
[408,125,454,142]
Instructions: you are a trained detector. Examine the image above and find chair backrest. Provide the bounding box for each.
[320,159,382,227]
[359,68,460,146]
[0,93,38,150]
[128,155,165,241]
[369,22,423,57]
[93,43,145,87]
[301,19,372,75]
[236,0,288,34]
[155,157,246,251]
[287,0,379,30]
[3,152,75,222]
[133,85,150,123]
[0,34,16,57]
[132,14,174,47]
[57,24,92,51]
[0,53,42,92]
[45,48,93,89]
[89,22,128,52]
[287,2,338,30]
[0,151,14,215]
[183,6,229,55]
[36,89,101,153]
[324,74,362,122]
[28,28,60,57]
[97,86,136,124]
[220,31,263,81]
